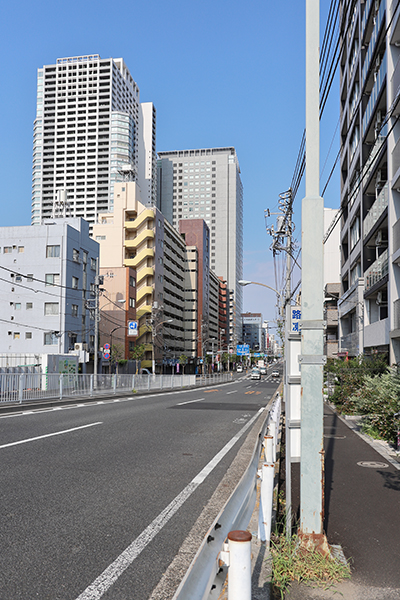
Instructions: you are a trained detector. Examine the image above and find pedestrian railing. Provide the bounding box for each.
[173,393,282,600]
[0,372,234,404]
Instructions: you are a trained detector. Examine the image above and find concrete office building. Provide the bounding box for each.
[32,55,156,227]
[242,312,264,351]
[0,219,98,357]
[157,147,244,342]
[338,1,400,362]
[179,219,210,357]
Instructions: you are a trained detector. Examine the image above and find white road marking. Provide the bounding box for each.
[74,407,265,600]
[0,422,103,449]
[176,398,205,406]
[0,380,236,420]
[226,390,237,395]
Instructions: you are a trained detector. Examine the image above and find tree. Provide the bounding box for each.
[221,352,230,371]
[179,354,188,374]
[130,343,145,374]
[111,343,124,374]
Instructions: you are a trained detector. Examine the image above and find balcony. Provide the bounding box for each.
[124,229,154,249]
[363,128,387,185]
[340,331,360,355]
[364,248,388,291]
[361,0,374,42]
[362,57,387,137]
[363,183,388,239]
[361,1,385,89]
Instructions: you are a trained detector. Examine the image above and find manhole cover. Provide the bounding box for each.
[357,461,389,468]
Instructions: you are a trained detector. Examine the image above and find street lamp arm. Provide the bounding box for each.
[238,280,284,301]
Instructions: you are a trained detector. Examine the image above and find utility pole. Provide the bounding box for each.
[299,0,326,548]
[266,189,298,538]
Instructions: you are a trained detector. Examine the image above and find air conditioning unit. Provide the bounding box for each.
[376,291,382,305]
[74,343,83,351]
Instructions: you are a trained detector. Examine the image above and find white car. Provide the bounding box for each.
[237,364,243,373]
[272,370,280,379]
[251,369,261,380]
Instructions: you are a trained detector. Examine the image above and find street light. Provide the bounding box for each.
[238,280,284,312]
[151,319,174,374]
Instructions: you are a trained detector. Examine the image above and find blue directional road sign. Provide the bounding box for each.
[128,320,138,336]
[236,344,250,356]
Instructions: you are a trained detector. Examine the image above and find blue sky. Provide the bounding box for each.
[0,0,339,330]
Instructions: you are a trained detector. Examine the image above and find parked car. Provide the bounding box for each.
[251,368,261,380]
[272,370,280,379]
[237,364,243,373]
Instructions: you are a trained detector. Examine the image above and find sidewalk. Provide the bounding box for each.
[285,402,400,599]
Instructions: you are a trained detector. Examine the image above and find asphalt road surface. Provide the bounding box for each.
[0,368,281,600]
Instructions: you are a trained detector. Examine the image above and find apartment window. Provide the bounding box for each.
[14,303,21,310]
[72,248,80,262]
[26,274,34,282]
[46,245,60,258]
[4,246,12,254]
[129,297,135,308]
[26,302,33,310]
[91,257,96,270]
[13,332,20,340]
[71,304,78,317]
[72,276,79,289]
[44,332,58,345]
[18,246,24,253]
[45,273,60,286]
[25,332,32,339]
[350,215,360,249]
[44,302,59,316]
[129,276,136,287]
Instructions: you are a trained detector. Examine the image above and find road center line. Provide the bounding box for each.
[75,407,265,600]
[0,422,103,449]
[176,398,205,406]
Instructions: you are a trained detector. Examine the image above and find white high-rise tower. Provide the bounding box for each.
[157,147,243,341]
[32,55,156,227]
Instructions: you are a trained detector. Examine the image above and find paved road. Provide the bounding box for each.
[0,370,280,600]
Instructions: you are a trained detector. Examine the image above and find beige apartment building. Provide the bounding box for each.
[93,181,198,371]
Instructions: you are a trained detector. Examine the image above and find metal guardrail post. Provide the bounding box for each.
[19,374,24,404]
[224,531,252,600]
[263,435,274,463]
[147,375,150,391]
[113,375,117,394]
[59,374,63,400]
[268,420,277,463]
[90,375,93,397]
[132,375,135,390]
[258,463,274,544]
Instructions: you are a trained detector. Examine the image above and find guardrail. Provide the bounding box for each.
[0,372,235,404]
[173,393,282,600]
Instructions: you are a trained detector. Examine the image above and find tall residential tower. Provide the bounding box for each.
[32,55,156,227]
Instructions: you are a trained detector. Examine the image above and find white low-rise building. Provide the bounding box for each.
[0,218,99,357]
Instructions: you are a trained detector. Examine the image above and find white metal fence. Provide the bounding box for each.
[173,393,282,600]
[0,372,233,404]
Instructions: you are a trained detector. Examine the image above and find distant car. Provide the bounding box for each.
[260,366,267,375]
[272,370,280,379]
[251,368,261,380]
[141,368,151,375]
[237,364,243,373]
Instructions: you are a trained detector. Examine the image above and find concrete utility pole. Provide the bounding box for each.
[299,0,327,548]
